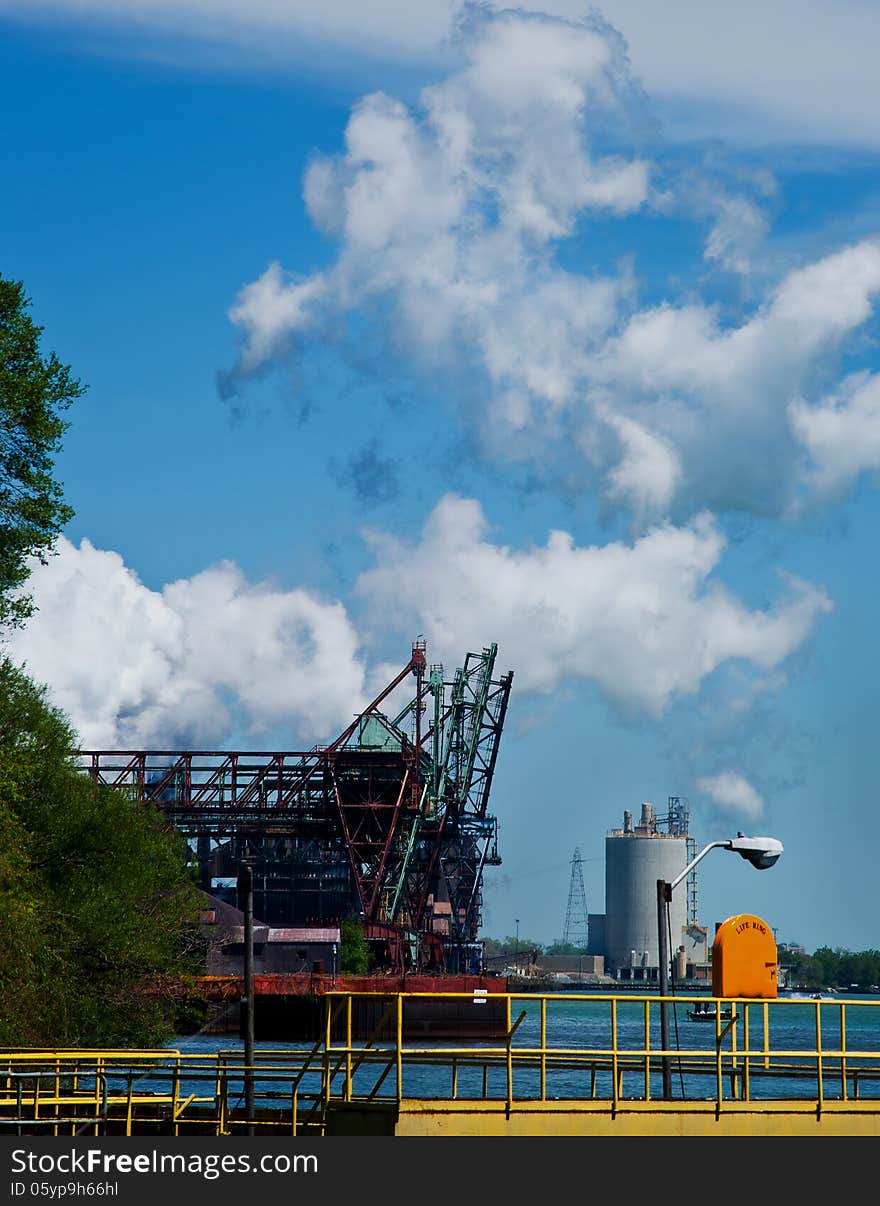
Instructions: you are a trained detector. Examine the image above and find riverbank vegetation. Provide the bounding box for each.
[0,276,202,1046]
[779,944,880,993]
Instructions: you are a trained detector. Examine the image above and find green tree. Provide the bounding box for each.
[0,275,84,629]
[812,946,841,987]
[339,915,371,975]
[0,658,202,1045]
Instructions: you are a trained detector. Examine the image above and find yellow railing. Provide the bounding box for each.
[1,992,878,1134]
[317,990,880,1114]
[0,1049,330,1136]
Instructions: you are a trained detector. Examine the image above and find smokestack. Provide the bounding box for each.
[624,809,633,834]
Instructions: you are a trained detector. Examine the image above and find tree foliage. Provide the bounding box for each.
[0,278,204,1046]
[340,915,371,975]
[780,944,880,991]
[0,275,83,628]
[0,658,202,1046]
[545,940,590,955]
[482,934,544,957]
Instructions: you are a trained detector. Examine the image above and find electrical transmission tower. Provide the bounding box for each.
[562,847,589,949]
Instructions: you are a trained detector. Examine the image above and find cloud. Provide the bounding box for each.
[651,150,778,278]
[593,0,880,148]
[789,372,880,499]
[591,238,880,517]
[3,537,367,748]
[696,770,766,824]
[355,493,833,717]
[221,4,880,526]
[227,4,650,399]
[0,0,452,62]
[702,195,770,276]
[4,493,833,747]
[601,411,682,523]
[225,263,326,374]
[8,2,880,147]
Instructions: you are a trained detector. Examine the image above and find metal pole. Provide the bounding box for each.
[238,862,255,1135]
[651,837,782,1101]
[657,878,672,1100]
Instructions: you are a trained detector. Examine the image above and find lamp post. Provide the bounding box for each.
[657,832,783,1100]
[515,918,520,975]
[237,861,255,1135]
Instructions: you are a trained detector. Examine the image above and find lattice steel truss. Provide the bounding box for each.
[562,847,589,949]
[79,641,513,973]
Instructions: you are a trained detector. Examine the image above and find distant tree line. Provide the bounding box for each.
[482,935,588,957]
[779,945,880,991]
[482,936,880,989]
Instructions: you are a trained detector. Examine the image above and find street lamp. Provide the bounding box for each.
[515,918,520,973]
[657,832,784,1099]
[236,861,255,1135]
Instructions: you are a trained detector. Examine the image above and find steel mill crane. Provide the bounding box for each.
[79,641,513,973]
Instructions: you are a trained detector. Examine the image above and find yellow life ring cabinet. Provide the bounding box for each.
[711,913,778,998]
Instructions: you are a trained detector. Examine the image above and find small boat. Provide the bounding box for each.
[687,1002,735,1022]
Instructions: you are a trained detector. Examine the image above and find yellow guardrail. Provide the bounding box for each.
[1,992,878,1134]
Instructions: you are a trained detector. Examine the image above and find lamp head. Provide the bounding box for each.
[727,832,784,870]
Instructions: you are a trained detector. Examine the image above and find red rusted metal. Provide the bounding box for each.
[159,973,507,1001]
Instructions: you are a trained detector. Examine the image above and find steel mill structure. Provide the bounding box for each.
[79,641,513,974]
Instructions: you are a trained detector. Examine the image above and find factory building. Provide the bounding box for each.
[588,800,710,983]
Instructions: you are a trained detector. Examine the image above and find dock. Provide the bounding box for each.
[3,989,880,1137]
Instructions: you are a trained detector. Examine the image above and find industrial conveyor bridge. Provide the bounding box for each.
[79,642,513,973]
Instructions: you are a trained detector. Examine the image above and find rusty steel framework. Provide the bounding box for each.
[79,641,513,973]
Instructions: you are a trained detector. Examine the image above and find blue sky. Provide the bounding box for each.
[3,2,880,953]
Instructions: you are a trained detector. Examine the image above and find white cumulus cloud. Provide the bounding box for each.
[3,497,835,747]
[789,372,880,499]
[696,770,766,824]
[223,4,880,526]
[226,5,649,430]
[226,264,327,373]
[3,537,367,748]
[355,494,833,717]
[592,239,880,516]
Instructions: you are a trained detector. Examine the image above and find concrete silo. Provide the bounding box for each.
[604,803,689,978]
